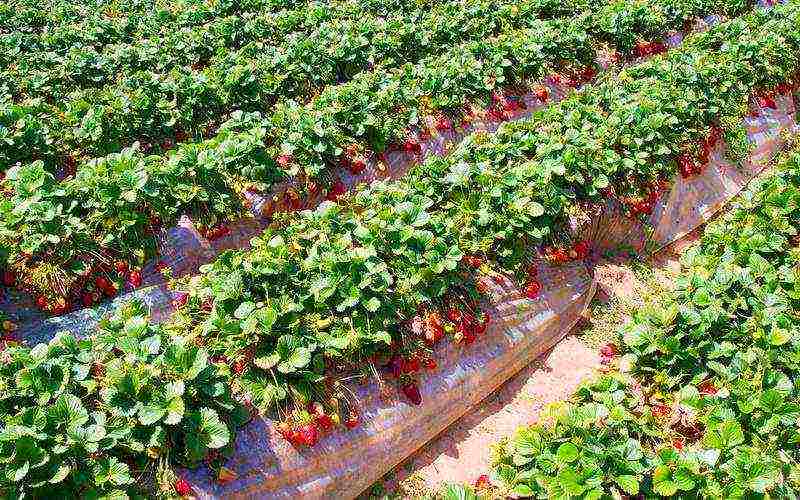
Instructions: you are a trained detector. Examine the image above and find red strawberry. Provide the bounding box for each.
[698,380,717,396]
[534,85,549,101]
[277,154,293,167]
[2,270,16,287]
[128,270,142,288]
[401,383,422,405]
[474,474,491,490]
[672,438,684,451]
[95,276,111,291]
[298,423,319,446]
[325,179,347,201]
[424,358,437,370]
[36,296,49,310]
[175,477,192,496]
[277,422,294,441]
[525,281,542,299]
[447,308,462,323]
[104,282,118,298]
[233,360,246,375]
[172,292,188,309]
[600,343,617,358]
[759,95,777,109]
[114,260,129,274]
[436,117,452,131]
[316,413,334,432]
[81,293,94,307]
[651,404,671,418]
[402,357,421,374]
[345,414,359,429]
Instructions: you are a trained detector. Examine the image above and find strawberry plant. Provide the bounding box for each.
[0,300,248,498]
[485,143,800,497]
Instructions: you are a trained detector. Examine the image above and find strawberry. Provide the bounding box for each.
[81,293,94,308]
[423,312,444,344]
[172,292,188,309]
[600,343,617,358]
[128,270,142,288]
[581,66,597,81]
[316,413,334,432]
[698,380,717,396]
[277,422,294,441]
[525,280,541,299]
[114,260,129,274]
[277,154,293,167]
[651,404,671,418]
[175,477,192,496]
[574,240,591,259]
[298,423,319,446]
[36,296,49,310]
[424,358,437,370]
[95,276,111,291]
[388,355,403,378]
[232,360,246,375]
[103,282,118,298]
[534,85,549,101]
[476,280,489,295]
[759,95,777,109]
[436,117,452,131]
[344,414,359,429]
[447,308,462,323]
[2,270,16,287]
[402,357,421,374]
[401,382,422,405]
[672,438,684,451]
[349,158,366,175]
[326,179,347,201]
[474,474,491,490]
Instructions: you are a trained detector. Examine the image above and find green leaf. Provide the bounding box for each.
[614,475,639,495]
[556,442,579,464]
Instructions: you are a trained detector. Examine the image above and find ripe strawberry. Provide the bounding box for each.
[476,280,489,295]
[759,95,777,109]
[2,270,16,287]
[277,154,293,167]
[672,438,684,451]
[277,422,294,441]
[128,270,142,288]
[424,312,444,344]
[95,276,111,291]
[424,358,437,370]
[316,413,334,432]
[698,380,717,396]
[402,357,421,374]
[344,414,359,429]
[436,117,452,131]
[36,296,49,310]
[103,282,118,298]
[172,292,188,309]
[651,404,671,418]
[525,280,541,299]
[349,159,366,175]
[326,179,347,201]
[233,360,246,375]
[534,85,549,101]
[600,343,617,358]
[401,382,422,405]
[114,260,129,274]
[175,477,192,496]
[474,474,491,490]
[447,308,462,323]
[298,423,319,446]
[581,66,597,81]
[81,293,94,307]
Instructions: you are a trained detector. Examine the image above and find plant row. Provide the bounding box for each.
[485,143,800,498]
[159,2,798,427]
[1,5,798,497]
[0,0,579,102]
[1,0,745,170]
[0,0,763,312]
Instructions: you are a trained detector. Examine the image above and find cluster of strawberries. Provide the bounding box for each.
[678,125,723,179]
[543,240,592,265]
[198,223,231,241]
[633,39,668,58]
[277,401,358,448]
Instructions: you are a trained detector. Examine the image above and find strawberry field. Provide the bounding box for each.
[2,0,800,498]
